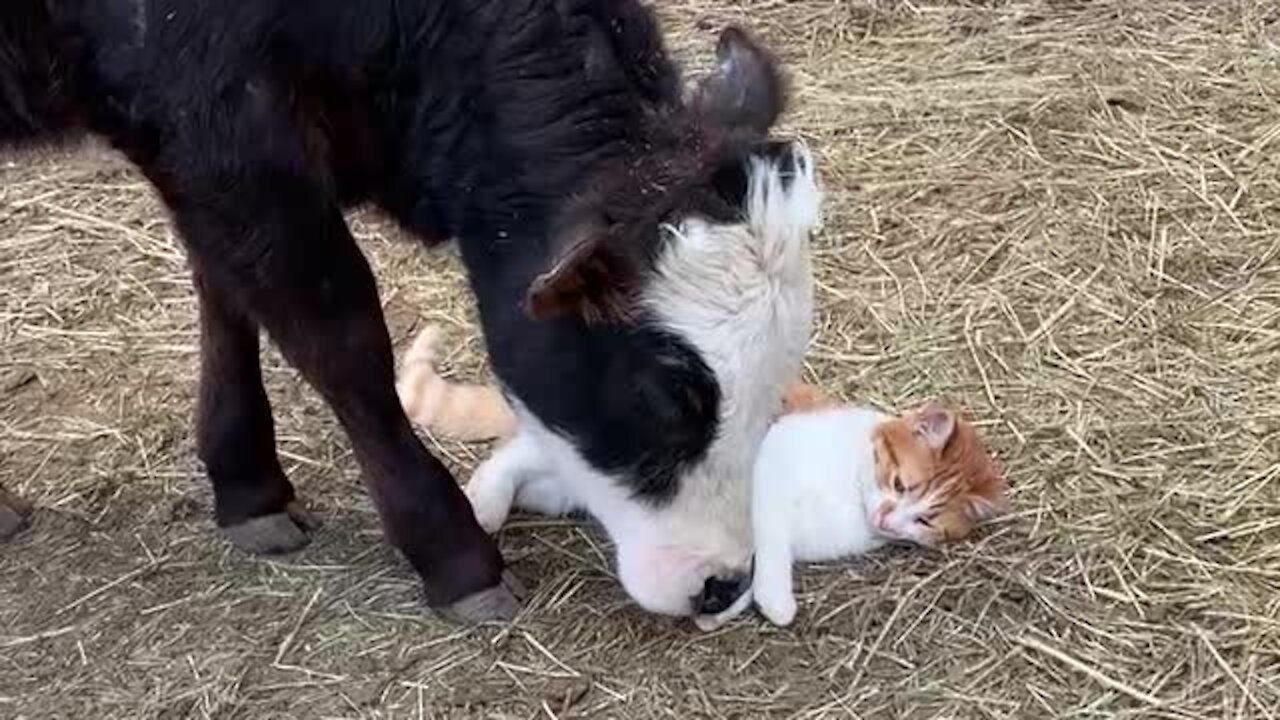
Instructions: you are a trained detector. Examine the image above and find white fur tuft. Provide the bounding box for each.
[619,139,822,619]
[747,142,822,280]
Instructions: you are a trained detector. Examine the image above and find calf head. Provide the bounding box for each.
[526,27,822,625]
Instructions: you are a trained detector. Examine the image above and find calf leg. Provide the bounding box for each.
[275,246,514,614]
[141,86,519,620]
[0,485,32,540]
[160,187,517,622]
[193,271,317,554]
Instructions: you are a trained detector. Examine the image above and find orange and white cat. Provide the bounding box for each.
[743,384,1009,627]
[397,327,1009,628]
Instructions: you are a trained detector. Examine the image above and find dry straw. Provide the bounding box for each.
[2,1,1278,717]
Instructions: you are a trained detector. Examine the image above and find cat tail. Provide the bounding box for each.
[396,325,517,442]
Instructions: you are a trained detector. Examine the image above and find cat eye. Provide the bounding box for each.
[918,516,934,528]
[892,476,905,494]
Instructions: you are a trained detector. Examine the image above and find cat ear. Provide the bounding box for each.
[962,492,1010,522]
[912,401,955,450]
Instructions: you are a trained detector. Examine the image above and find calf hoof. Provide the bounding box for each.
[222,501,319,555]
[0,489,32,541]
[436,570,528,624]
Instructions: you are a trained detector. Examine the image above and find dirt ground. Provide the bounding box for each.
[3,1,1279,718]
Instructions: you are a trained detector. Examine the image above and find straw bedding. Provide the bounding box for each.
[2,1,1278,717]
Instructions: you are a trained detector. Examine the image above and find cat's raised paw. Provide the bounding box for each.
[465,473,514,534]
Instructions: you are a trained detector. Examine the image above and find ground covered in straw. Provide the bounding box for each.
[2,1,1278,718]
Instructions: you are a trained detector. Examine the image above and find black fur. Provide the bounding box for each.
[0,0,788,606]
[0,1,75,140]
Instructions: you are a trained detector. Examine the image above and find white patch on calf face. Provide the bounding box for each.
[502,400,716,617]
[623,142,822,620]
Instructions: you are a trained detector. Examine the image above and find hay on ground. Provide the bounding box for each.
[2,1,1279,717]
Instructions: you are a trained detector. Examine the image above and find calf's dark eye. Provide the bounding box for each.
[709,160,749,209]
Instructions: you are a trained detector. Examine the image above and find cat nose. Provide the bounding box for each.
[692,569,752,616]
[873,502,894,530]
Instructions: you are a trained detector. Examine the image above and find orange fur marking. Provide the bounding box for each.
[779,382,838,414]
[871,400,1009,545]
[396,326,516,442]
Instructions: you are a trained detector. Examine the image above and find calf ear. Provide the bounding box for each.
[691,26,787,135]
[524,216,639,323]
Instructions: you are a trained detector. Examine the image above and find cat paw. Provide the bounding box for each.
[465,479,512,535]
[755,592,797,627]
[222,502,319,555]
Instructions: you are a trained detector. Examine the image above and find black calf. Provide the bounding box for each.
[0,0,793,622]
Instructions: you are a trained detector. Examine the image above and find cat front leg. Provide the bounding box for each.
[465,432,545,534]
[751,531,798,626]
[514,471,581,518]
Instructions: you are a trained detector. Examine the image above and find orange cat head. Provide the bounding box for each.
[869,400,1009,547]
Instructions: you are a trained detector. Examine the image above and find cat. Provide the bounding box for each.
[396,329,1009,628]
[744,383,1009,627]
